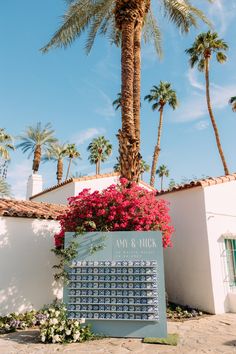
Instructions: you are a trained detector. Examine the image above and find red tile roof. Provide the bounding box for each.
[30,172,154,200]
[156,173,236,196]
[0,199,67,220]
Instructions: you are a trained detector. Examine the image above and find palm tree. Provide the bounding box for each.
[0,128,15,179]
[145,82,177,187]
[43,143,68,184]
[65,144,81,180]
[17,122,57,173]
[140,160,150,180]
[229,96,236,112]
[113,158,121,173]
[186,31,229,175]
[0,128,14,161]
[0,178,11,197]
[114,158,149,180]
[156,164,169,190]
[41,0,210,182]
[112,93,122,111]
[87,136,112,175]
[168,178,176,191]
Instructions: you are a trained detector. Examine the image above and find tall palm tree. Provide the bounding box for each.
[229,96,236,112]
[41,0,210,182]
[65,144,81,180]
[156,164,169,190]
[112,92,122,111]
[0,128,15,161]
[145,82,177,187]
[87,136,112,175]
[17,122,57,173]
[43,143,68,184]
[186,31,229,175]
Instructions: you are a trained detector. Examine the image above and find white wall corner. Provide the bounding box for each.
[26,174,43,200]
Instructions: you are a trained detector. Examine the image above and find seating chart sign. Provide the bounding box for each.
[64,232,167,338]
[67,260,158,321]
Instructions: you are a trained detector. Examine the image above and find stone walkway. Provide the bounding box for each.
[0,314,235,354]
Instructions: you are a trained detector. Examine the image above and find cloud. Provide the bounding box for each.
[173,68,236,123]
[73,127,106,145]
[187,69,204,91]
[208,0,236,35]
[7,160,32,200]
[194,120,209,131]
[95,90,116,119]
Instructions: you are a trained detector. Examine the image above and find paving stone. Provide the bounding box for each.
[0,314,236,354]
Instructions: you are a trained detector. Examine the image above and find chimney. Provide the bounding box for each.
[26,174,43,200]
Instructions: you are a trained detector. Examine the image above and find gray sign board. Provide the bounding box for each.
[64,231,167,338]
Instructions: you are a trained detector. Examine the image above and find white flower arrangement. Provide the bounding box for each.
[0,302,93,344]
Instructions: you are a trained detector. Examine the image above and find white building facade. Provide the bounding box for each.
[157,175,236,314]
[29,172,154,204]
[0,199,65,315]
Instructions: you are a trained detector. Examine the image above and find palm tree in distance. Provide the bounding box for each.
[88,136,112,175]
[43,143,68,184]
[65,144,81,180]
[17,122,57,173]
[41,0,210,182]
[140,160,150,180]
[186,31,229,175]
[229,96,236,112]
[0,128,15,161]
[145,82,178,187]
[112,93,122,111]
[156,165,169,190]
[114,158,149,180]
[0,128,15,179]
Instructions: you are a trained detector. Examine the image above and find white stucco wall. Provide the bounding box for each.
[159,181,236,314]
[31,175,153,205]
[0,217,62,315]
[204,181,236,313]
[158,187,216,313]
[31,182,75,205]
[74,176,119,195]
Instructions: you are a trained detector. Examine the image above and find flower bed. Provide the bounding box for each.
[167,303,205,321]
[0,302,94,344]
[0,302,207,343]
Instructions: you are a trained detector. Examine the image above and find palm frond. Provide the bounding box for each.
[143,8,162,58]
[0,178,11,197]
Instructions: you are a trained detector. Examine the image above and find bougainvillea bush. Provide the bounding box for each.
[55,178,173,249]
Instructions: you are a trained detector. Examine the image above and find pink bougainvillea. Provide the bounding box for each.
[55,178,174,248]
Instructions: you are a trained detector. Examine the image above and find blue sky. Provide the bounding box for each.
[1,0,236,199]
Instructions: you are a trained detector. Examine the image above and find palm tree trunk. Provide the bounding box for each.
[161,176,163,190]
[133,23,142,142]
[66,158,72,180]
[33,145,41,173]
[120,21,135,136]
[96,162,99,175]
[205,58,229,175]
[133,0,149,141]
[98,159,101,175]
[118,20,141,182]
[57,158,63,184]
[150,106,164,187]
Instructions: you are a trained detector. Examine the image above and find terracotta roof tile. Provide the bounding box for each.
[156,173,236,196]
[0,199,67,220]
